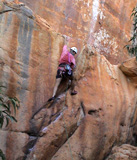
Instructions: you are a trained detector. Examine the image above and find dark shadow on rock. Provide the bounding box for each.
[24,77,70,159]
[55,77,70,97]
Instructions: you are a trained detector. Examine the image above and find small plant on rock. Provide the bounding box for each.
[125,6,137,60]
[0,85,20,160]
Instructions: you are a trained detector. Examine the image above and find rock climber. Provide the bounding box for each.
[48,44,78,102]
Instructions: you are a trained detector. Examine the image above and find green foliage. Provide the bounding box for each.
[0,149,6,160]
[0,85,20,160]
[0,86,20,128]
[125,6,137,60]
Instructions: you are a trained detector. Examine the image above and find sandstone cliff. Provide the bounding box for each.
[0,0,137,160]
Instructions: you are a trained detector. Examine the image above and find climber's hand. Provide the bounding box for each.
[63,35,71,45]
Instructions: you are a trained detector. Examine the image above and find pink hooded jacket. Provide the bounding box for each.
[59,45,76,69]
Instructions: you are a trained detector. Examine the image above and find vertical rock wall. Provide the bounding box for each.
[0,0,137,160]
[20,0,137,64]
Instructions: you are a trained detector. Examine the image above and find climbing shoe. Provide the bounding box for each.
[70,90,77,95]
[48,96,55,102]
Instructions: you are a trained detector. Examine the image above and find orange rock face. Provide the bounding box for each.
[18,0,136,64]
[0,0,137,160]
[119,57,137,87]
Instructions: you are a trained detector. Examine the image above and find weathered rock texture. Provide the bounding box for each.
[106,144,137,160]
[0,0,137,160]
[119,57,137,87]
[0,130,29,160]
[8,0,137,64]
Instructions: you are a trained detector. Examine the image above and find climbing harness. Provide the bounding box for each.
[58,63,72,79]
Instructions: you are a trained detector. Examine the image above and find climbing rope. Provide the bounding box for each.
[61,82,74,160]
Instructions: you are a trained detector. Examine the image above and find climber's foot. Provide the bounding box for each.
[70,90,77,95]
[48,96,55,102]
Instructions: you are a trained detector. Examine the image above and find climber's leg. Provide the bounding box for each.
[52,78,62,97]
[70,76,77,95]
[48,69,63,102]
[48,78,62,102]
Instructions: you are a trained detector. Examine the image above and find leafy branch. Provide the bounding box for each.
[0,149,5,160]
[0,85,20,160]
